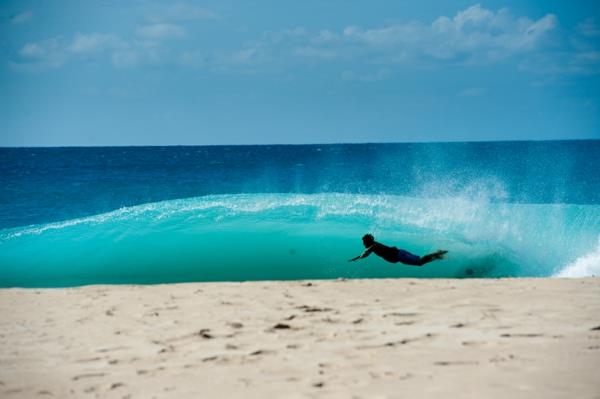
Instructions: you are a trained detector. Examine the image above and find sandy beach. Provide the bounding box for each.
[1,278,599,398]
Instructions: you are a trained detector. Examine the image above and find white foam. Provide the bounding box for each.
[556,237,600,278]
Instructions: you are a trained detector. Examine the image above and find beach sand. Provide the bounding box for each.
[1,278,599,398]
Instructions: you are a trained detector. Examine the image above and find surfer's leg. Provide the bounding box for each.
[397,249,423,266]
[418,250,447,265]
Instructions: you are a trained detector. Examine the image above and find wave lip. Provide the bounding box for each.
[1,193,599,287]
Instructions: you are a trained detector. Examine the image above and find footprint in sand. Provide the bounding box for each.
[249,349,273,356]
[297,305,333,313]
[383,312,419,318]
[75,357,103,363]
[72,373,106,381]
[97,346,128,353]
[271,323,292,330]
[434,361,479,366]
[462,341,485,346]
[500,333,543,338]
[158,345,175,354]
[198,329,214,339]
[398,373,413,380]
[3,388,24,395]
[137,367,165,374]
[489,354,515,363]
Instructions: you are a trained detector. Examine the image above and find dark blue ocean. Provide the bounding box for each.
[1,141,599,287]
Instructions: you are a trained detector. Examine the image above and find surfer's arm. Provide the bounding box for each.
[348,246,373,262]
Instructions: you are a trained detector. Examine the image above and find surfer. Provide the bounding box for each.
[348,234,447,266]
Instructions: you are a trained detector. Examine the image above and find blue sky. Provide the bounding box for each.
[1,1,599,146]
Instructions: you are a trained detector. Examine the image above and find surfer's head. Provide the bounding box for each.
[362,234,374,247]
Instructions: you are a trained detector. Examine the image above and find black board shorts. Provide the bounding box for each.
[397,249,421,266]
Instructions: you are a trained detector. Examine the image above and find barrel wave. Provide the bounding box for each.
[2,193,599,287]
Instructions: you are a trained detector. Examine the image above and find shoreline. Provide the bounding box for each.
[1,277,599,398]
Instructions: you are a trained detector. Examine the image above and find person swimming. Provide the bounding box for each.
[348,234,447,266]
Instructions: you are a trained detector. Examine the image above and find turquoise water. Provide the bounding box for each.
[1,142,599,287]
[1,193,599,287]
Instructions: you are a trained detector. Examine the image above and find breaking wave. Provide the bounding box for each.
[1,193,598,287]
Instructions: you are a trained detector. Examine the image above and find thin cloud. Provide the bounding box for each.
[17,33,138,69]
[69,33,126,55]
[292,4,557,65]
[341,69,391,82]
[17,37,67,69]
[518,16,600,76]
[521,50,600,76]
[458,87,486,97]
[13,3,595,76]
[135,23,185,40]
[147,2,217,23]
[10,10,33,25]
[293,46,338,60]
[576,18,600,37]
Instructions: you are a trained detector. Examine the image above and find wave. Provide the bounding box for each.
[1,193,599,287]
[557,238,600,278]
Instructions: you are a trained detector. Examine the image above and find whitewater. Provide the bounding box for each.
[0,142,598,287]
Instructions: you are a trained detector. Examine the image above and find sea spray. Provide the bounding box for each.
[557,237,600,278]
